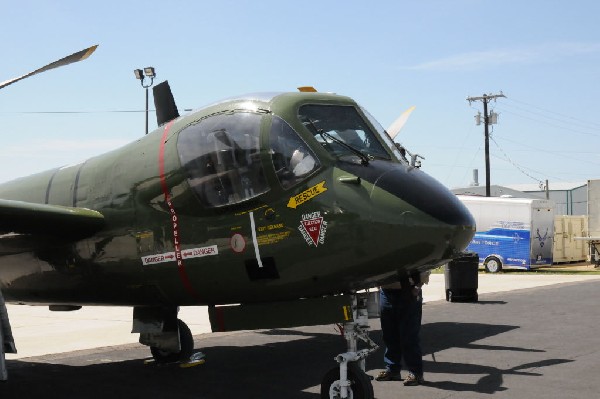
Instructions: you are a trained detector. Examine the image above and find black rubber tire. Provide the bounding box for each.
[484,256,503,273]
[320,363,374,399]
[150,319,194,364]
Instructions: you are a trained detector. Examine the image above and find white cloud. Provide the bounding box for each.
[405,42,600,71]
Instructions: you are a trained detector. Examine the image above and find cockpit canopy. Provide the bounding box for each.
[176,94,406,209]
[177,111,269,208]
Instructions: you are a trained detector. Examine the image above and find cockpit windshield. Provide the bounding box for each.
[298,105,391,162]
[359,106,408,164]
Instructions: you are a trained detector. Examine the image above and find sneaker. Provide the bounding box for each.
[375,370,402,381]
[403,372,424,386]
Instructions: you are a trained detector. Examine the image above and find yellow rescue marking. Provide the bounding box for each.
[287,181,327,209]
[342,305,351,321]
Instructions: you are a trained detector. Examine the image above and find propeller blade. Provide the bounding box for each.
[0,44,98,91]
[387,105,416,140]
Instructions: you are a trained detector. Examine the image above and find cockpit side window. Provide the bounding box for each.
[270,116,320,189]
[177,112,269,208]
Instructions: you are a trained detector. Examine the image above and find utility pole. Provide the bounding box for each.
[467,92,506,197]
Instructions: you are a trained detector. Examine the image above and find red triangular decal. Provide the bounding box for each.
[302,217,323,246]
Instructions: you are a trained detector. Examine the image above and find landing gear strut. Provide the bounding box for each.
[320,293,378,399]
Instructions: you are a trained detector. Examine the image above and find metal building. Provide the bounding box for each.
[505,182,587,215]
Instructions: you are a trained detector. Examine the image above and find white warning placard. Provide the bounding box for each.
[141,245,218,266]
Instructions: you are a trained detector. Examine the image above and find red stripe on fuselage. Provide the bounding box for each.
[159,121,202,301]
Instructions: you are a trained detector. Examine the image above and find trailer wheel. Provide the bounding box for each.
[484,256,502,273]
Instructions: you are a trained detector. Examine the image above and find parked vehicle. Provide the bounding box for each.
[457,196,555,272]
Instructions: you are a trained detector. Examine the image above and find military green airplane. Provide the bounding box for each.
[0,46,475,397]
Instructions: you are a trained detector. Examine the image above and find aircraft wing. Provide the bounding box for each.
[0,199,105,246]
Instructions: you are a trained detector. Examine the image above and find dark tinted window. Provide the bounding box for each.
[177,112,269,207]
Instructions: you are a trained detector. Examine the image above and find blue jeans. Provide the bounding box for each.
[379,288,423,376]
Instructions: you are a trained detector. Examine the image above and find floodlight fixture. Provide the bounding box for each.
[134,69,144,80]
[144,67,156,78]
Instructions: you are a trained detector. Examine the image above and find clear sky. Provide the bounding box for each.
[1,0,599,189]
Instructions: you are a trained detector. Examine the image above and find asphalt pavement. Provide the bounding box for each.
[2,276,599,398]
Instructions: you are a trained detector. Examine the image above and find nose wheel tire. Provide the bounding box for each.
[484,256,502,273]
[150,319,194,363]
[320,363,374,399]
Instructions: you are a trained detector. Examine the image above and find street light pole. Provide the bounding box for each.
[145,85,149,136]
[134,67,156,135]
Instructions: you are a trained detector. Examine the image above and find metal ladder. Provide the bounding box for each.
[1,288,16,381]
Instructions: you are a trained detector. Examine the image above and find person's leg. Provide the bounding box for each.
[400,294,424,385]
[378,290,403,378]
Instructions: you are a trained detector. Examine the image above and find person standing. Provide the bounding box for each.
[375,270,430,386]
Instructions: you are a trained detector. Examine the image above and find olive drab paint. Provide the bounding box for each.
[0,91,475,308]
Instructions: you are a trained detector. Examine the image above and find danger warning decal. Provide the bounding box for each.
[142,245,218,266]
[298,211,328,247]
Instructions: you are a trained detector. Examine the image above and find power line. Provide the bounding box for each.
[0,109,153,114]
[496,135,600,168]
[495,106,600,138]
[489,135,548,184]
[505,97,600,130]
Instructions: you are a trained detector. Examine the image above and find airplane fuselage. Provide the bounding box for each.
[0,92,475,307]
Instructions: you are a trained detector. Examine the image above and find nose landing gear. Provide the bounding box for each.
[320,293,378,399]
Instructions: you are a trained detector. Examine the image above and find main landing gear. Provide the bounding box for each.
[149,318,194,363]
[320,293,378,399]
[133,306,202,366]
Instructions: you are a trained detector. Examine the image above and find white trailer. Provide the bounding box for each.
[457,196,555,272]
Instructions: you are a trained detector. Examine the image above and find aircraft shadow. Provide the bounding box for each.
[1,319,571,398]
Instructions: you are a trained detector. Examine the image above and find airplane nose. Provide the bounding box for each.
[373,164,474,225]
[367,161,475,260]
